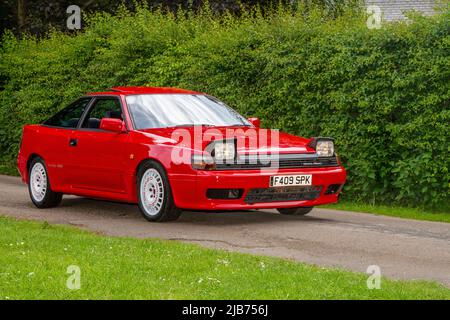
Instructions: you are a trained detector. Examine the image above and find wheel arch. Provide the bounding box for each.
[135,157,169,181]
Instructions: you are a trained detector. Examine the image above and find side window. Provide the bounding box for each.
[81,98,123,129]
[44,98,91,128]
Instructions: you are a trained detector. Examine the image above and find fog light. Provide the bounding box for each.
[228,189,241,199]
[325,184,342,195]
[206,189,243,200]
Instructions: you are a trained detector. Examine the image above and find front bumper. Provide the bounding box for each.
[169,166,346,210]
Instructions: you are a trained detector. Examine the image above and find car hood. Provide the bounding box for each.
[136,126,315,154]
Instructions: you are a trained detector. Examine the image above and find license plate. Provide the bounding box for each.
[270,174,312,187]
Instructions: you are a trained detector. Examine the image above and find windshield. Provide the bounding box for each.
[126,94,250,129]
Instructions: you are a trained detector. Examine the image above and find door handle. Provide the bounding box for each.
[69,138,78,147]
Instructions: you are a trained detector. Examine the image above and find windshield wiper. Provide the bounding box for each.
[166,123,251,128]
[169,124,216,128]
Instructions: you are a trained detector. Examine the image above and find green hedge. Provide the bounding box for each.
[1,5,449,209]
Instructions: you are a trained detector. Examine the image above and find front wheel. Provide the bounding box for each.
[137,161,181,222]
[28,157,62,208]
[277,207,313,216]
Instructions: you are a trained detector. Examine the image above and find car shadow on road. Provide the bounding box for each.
[59,196,335,226]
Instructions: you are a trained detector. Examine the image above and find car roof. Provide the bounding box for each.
[87,86,202,96]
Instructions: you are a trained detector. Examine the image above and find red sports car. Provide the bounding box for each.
[17,86,346,222]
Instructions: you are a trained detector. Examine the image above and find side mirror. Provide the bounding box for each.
[247,117,260,128]
[100,118,126,133]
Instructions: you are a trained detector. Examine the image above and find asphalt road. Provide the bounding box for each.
[0,175,449,287]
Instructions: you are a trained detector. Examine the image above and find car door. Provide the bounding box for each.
[65,96,130,194]
[41,97,92,188]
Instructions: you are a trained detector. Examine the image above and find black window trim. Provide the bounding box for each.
[41,95,129,132]
[77,95,129,133]
[41,96,93,129]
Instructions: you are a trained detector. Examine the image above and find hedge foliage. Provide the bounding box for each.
[0,4,449,209]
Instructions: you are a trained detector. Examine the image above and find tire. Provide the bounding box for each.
[277,207,313,216]
[28,157,62,208]
[137,160,181,222]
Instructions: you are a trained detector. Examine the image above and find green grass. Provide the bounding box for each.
[0,217,448,300]
[323,201,450,223]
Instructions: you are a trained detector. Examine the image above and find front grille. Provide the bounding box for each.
[215,154,338,170]
[245,186,323,204]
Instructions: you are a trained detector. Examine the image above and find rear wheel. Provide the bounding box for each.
[137,160,181,222]
[28,157,62,208]
[277,207,313,216]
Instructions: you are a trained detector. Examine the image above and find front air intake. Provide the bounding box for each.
[206,189,243,200]
[325,184,342,195]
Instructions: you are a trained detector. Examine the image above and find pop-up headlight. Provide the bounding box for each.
[309,137,335,157]
[213,140,236,161]
[192,139,237,170]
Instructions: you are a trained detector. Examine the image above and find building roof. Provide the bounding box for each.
[366,0,439,21]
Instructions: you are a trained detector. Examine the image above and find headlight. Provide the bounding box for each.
[192,139,237,170]
[316,140,334,157]
[213,141,236,161]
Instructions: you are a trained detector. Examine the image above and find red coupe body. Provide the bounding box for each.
[17,87,346,219]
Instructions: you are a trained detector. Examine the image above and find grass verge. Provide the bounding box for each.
[0,216,448,299]
[323,201,450,223]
